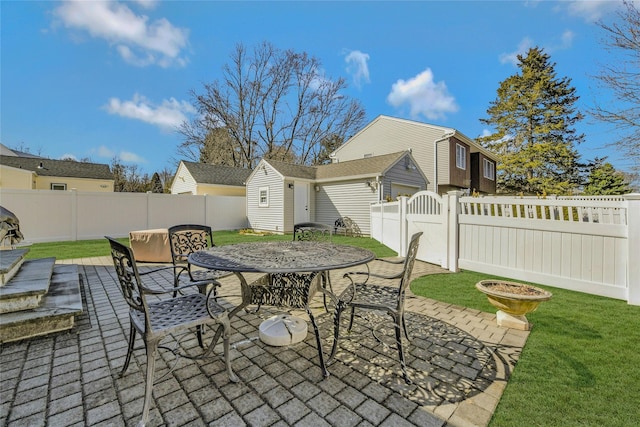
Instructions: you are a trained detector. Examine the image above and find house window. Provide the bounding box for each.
[456,144,466,170]
[258,186,269,207]
[51,183,67,191]
[483,158,495,180]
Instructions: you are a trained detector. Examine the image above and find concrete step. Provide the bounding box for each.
[0,257,56,313]
[0,249,30,286]
[0,264,83,344]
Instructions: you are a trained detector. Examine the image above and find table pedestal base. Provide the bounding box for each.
[259,314,308,346]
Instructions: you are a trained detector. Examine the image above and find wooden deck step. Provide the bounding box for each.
[0,264,83,344]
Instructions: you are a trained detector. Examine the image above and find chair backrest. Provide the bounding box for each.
[397,231,423,307]
[168,224,214,265]
[105,236,149,319]
[292,222,332,242]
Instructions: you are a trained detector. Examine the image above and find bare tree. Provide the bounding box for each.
[590,0,640,171]
[179,41,366,168]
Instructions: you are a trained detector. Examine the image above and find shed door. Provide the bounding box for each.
[294,182,310,223]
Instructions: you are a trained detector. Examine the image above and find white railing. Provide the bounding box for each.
[0,189,248,243]
[371,191,640,305]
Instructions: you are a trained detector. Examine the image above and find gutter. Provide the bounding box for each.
[434,131,455,194]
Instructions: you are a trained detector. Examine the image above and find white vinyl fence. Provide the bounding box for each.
[0,189,248,243]
[371,191,640,305]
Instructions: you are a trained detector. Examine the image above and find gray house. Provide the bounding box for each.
[246,151,427,235]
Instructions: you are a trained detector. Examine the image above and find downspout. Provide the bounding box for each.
[434,131,455,194]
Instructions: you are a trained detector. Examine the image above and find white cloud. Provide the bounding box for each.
[59,153,78,161]
[94,145,146,164]
[565,0,619,22]
[104,93,196,131]
[499,37,534,65]
[119,151,146,163]
[387,68,459,121]
[97,146,115,158]
[344,50,371,89]
[53,0,189,68]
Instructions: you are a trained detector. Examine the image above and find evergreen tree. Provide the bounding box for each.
[150,172,164,193]
[583,159,632,195]
[478,47,584,195]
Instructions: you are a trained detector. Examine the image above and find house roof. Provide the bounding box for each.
[0,143,42,158]
[262,151,417,181]
[331,115,499,162]
[0,155,113,180]
[181,161,252,186]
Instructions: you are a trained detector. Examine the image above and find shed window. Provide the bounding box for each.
[51,183,67,191]
[456,144,466,170]
[258,186,269,207]
[483,158,495,180]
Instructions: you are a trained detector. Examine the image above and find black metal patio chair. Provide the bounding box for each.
[329,231,423,384]
[168,224,230,298]
[293,222,333,311]
[106,237,237,426]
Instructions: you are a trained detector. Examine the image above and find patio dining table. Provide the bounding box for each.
[188,240,375,377]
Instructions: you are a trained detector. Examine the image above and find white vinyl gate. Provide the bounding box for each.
[406,191,449,268]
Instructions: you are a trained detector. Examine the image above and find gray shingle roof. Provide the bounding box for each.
[264,151,409,180]
[0,156,113,179]
[182,161,252,186]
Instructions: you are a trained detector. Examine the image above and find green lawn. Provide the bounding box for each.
[23,232,640,426]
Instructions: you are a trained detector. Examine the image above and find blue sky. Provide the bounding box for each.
[1,0,635,175]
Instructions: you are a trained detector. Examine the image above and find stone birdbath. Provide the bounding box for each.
[476,279,552,330]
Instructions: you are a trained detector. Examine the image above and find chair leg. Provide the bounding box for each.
[402,313,410,341]
[140,339,160,426]
[329,300,346,360]
[306,308,329,378]
[348,306,356,332]
[392,314,411,384]
[218,319,239,383]
[122,323,137,375]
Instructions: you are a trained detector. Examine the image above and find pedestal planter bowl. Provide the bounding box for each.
[475,280,552,330]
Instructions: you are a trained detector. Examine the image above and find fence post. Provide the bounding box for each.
[70,189,78,241]
[399,196,408,257]
[447,190,461,272]
[625,193,640,305]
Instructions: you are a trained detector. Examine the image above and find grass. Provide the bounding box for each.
[22,232,640,426]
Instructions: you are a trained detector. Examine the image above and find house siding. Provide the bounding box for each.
[449,137,471,189]
[470,152,497,194]
[247,164,285,232]
[382,160,427,199]
[0,166,35,189]
[332,118,447,193]
[314,179,378,235]
[171,163,197,194]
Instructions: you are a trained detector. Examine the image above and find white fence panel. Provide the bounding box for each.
[0,189,247,243]
[369,192,639,304]
[458,196,630,301]
[369,201,403,254]
[406,191,448,268]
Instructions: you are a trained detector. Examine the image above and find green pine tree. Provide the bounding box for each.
[478,47,584,195]
[583,160,632,195]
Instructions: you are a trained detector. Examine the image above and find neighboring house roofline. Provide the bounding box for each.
[180,160,252,186]
[0,155,113,180]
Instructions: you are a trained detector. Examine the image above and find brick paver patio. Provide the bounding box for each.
[0,256,528,426]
